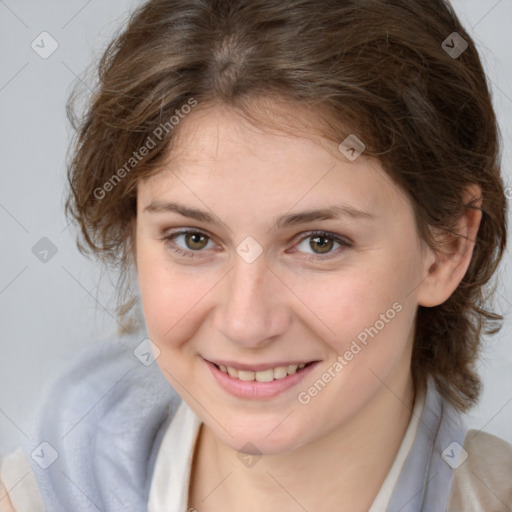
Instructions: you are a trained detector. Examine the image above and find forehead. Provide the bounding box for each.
[137,102,411,224]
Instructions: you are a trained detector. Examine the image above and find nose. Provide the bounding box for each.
[213,256,291,349]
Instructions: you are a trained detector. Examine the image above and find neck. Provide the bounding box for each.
[189,371,415,512]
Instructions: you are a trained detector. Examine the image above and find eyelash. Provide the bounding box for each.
[162,228,353,261]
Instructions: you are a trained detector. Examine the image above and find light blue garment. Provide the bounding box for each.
[23,333,180,511]
[387,376,467,511]
[21,332,466,511]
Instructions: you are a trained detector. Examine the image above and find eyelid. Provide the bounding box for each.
[287,230,353,259]
[162,228,219,258]
[290,229,352,245]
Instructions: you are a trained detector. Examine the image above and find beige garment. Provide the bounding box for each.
[0,448,45,512]
[1,429,511,512]
[448,430,512,512]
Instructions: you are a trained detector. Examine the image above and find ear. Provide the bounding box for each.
[416,184,482,307]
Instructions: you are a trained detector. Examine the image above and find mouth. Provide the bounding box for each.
[209,360,316,382]
[203,357,320,399]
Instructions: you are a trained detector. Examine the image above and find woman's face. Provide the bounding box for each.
[135,103,433,454]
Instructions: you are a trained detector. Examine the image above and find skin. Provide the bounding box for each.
[134,101,482,511]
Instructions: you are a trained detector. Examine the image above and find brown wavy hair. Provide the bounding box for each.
[65,0,507,412]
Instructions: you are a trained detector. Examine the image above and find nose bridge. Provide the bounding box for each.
[215,256,287,346]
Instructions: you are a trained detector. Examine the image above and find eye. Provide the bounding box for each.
[162,229,352,261]
[163,229,217,258]
[292,231,352,259]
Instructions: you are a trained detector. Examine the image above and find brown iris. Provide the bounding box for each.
[310,235,333,254]
[185,232,209,250]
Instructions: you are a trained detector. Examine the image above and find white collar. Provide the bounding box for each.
[369,386,426,510]
[148,399,202,511]
[148,387,426,511]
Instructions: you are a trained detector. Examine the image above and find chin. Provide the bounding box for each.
[212,415,311,456]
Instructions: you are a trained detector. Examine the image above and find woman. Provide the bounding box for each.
[1,0,511,510]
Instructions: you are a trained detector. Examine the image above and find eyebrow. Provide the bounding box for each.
[143,200,376,230]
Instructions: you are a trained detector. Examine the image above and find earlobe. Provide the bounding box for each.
[417,185,482,308]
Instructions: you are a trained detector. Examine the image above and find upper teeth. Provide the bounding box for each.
[219,363,307,382]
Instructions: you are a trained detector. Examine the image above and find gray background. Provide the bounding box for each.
[1,0,511,455]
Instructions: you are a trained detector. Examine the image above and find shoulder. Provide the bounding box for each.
[449,429,512,512]
[31,333,182,439]
[2,333,182,510]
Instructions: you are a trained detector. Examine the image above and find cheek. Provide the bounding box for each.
[135,239,222,365]
[300,266,408,337]
[294,269,416,428]
[295,258,418,374]
[136,241,195,342]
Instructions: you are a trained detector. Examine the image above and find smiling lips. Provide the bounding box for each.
[206,358,319,399]
[220,363,307,382]
[207,359,315,382]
